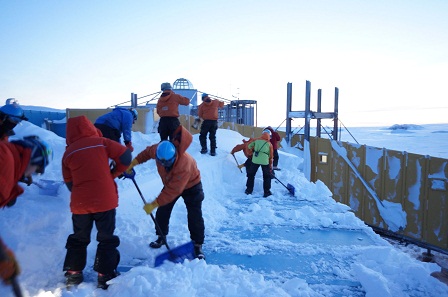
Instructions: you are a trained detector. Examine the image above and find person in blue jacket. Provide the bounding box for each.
[94,107,138,152]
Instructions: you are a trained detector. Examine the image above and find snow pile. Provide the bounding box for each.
[0,121,446,297]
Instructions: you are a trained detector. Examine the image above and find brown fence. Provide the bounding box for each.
[307,136,448,252]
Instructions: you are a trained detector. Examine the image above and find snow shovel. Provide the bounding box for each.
[127,171,196,267]
[33,179,64,196]
[271,174,295,196]
[231,153,243,173]
[191,117,201,130]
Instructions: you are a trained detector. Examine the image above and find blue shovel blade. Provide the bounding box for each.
[154,241,196,267]
[287,183,295,196]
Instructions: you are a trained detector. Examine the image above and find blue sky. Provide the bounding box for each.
[1,0,447,127]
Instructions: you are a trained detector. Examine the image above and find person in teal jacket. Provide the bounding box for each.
[245,129,274,197]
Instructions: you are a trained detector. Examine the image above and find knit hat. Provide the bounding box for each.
[202,93,209,101]
[262,128,272,137]
[161,82,172,91]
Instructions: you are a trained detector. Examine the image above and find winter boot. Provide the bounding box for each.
[149,236,164,249]
[245,189,252,195]
[200,148,208,154]
[263,190,272,198]
[97,270,120,290]
[65,270,83,287]
[194,244,205,260]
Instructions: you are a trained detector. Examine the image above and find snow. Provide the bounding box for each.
[1,120,448,297]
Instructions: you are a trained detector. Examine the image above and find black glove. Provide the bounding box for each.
[20,176,33,186]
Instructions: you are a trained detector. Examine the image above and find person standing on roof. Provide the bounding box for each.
[94,107,138,152]
[264,126,281,170]
[0,135,52,286]
[0,102,28,141]
[124,126,206,260]
[156,82,190,141]
[198,93,224,156]
[62,115,132,289]
[245,128,274,197]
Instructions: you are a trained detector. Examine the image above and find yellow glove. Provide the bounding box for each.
[143,200,159,214]
[126,159,139,174]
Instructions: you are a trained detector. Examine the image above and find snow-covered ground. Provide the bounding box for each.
[1,121,447,297]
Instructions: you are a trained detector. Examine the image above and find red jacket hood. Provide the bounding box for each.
[66,116,100,145]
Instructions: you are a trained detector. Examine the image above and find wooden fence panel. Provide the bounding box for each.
[403,153,427,241]
[314,137,447,252]
[330,141,347,205]
[345,143,367,220]
[425,157,448,249]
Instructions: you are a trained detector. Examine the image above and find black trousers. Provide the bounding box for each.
[246,163,272,193]
[154,182,205,245]
[199,120,218,152]
[94,123,121,143]
[273,149,279,167]
[158,117,180,141]
[63,209,120,275]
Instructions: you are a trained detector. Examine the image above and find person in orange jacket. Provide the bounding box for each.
[0,135,52,285]
[156,82,190,141]
[230,137,256,170]
[125,125,206,259]
[265,126,281,170]
[198,93,224,156]
[62,115,132,289]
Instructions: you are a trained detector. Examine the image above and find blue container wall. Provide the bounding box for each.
[23,110,67,138]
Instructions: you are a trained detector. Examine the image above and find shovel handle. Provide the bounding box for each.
[130,177,171,251]
[232,154,243,173]
[271,174,294,195]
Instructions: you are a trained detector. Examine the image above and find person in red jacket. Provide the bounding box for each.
[1,136,53,208]
[265,126,281,170]
[156,82,190,141]
[0,135,52,285]
[61,115,132,289]
[198,93,224,156]
[125,126,205,259]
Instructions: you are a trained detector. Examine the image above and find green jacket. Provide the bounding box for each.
[248,135,273,166]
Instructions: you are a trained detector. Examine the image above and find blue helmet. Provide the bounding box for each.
[129,108,138,122]
[202,93,208,99]
[156,141,176,168]
[11,135,53,174]
[0,103,28,124]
